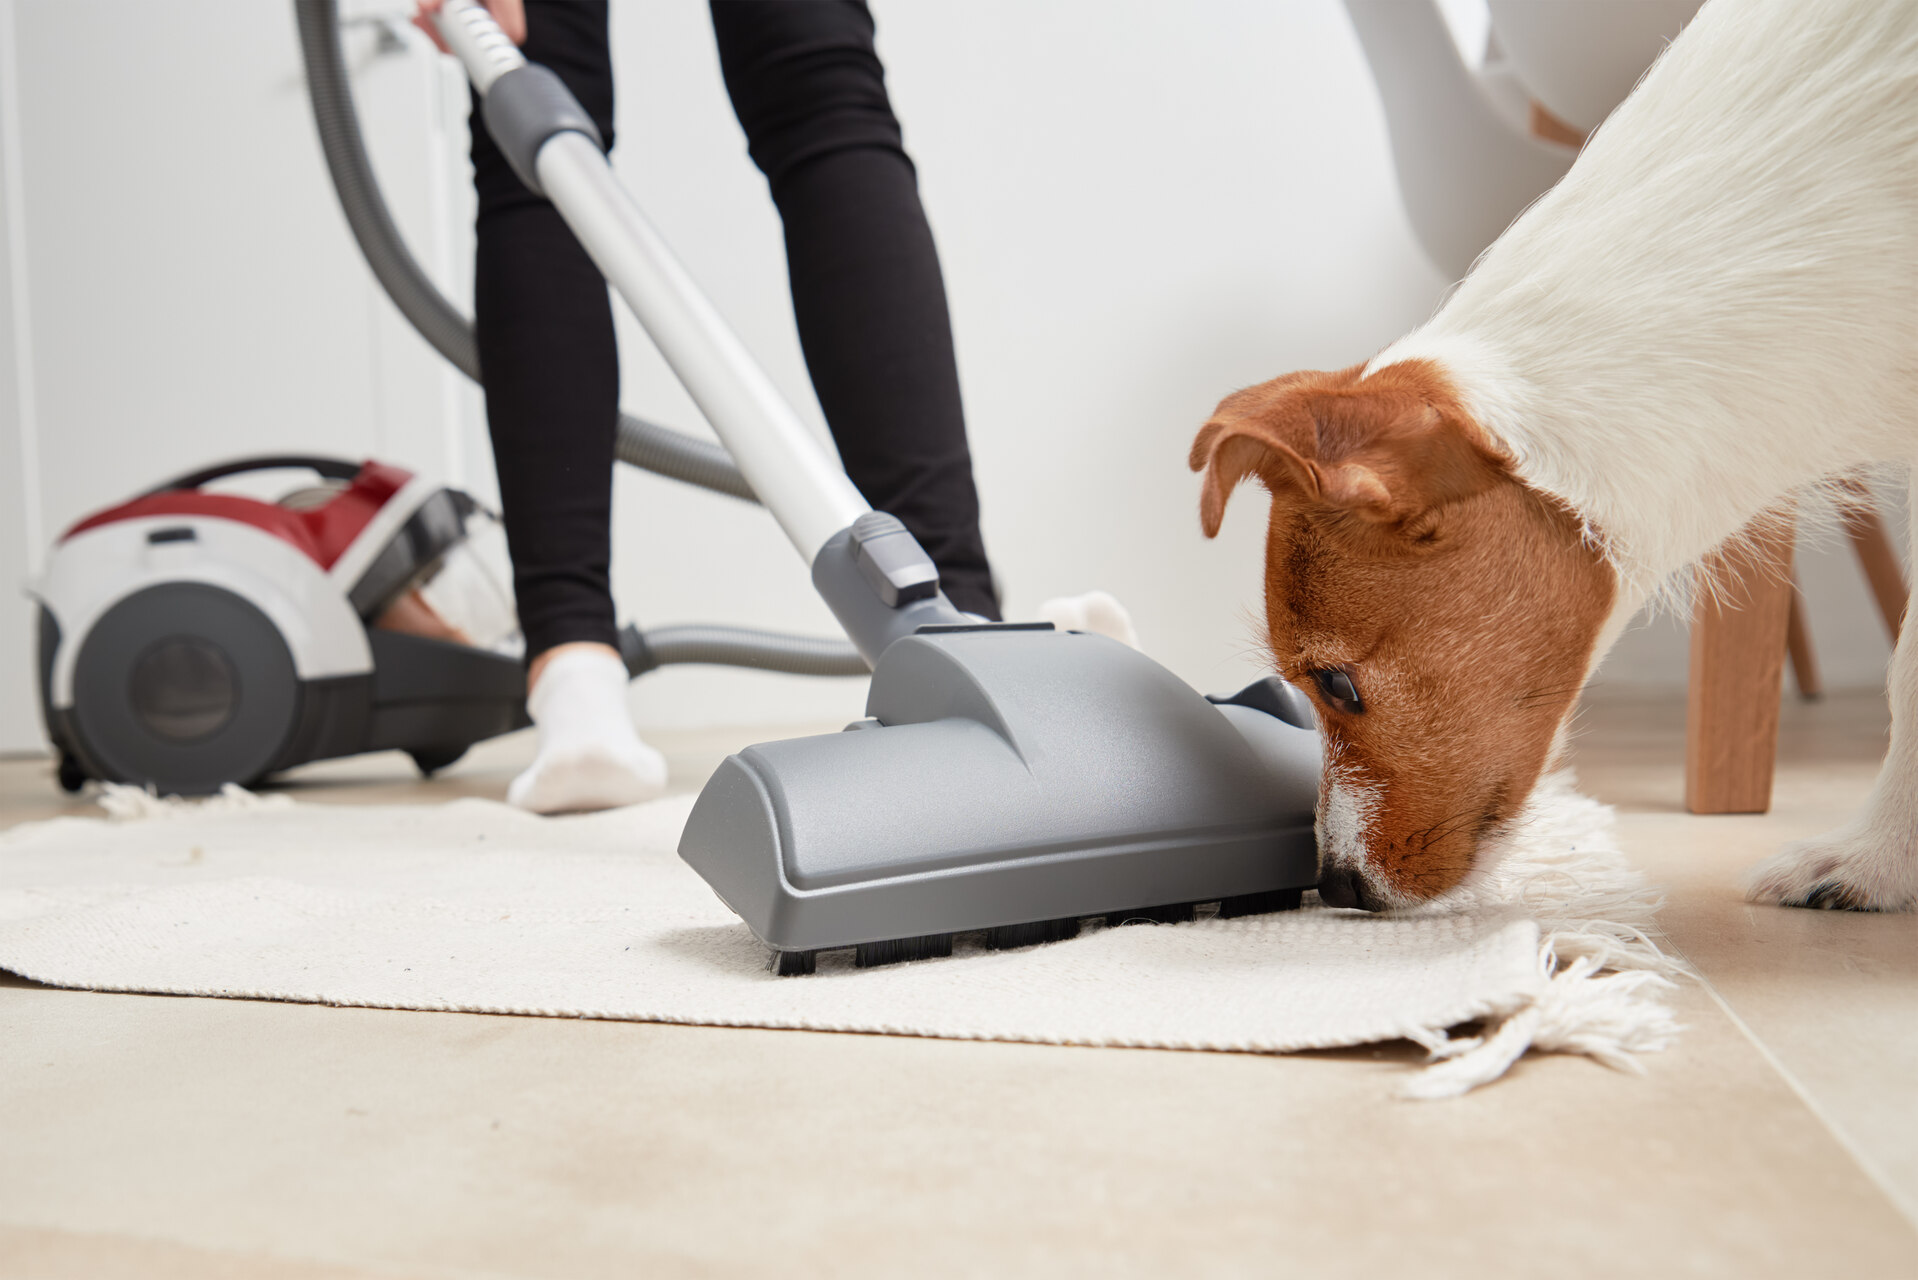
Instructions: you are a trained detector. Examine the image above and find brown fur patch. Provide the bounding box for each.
[1191,360,1616,904]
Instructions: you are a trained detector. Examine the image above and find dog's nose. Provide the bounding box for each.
[1317,864,1368,911]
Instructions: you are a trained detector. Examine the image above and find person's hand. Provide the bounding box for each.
[412,0,526,54]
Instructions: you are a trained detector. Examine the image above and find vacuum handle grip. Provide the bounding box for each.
[430,0,526,92]
[142,455,364,497]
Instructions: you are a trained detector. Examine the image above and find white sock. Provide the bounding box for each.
[1035,590,1141,649]
[507,648,668,815]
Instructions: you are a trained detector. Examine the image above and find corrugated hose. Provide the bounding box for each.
[292,0,867,677]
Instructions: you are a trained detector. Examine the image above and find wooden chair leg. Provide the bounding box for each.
[1837,483,1907,642]
[1528,101,1587,149]
[1785,577,1822,700]
[1686,522,1795,814]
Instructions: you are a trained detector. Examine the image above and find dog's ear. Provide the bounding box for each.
[1188,363,1508,537]
[1188,397,1321,538]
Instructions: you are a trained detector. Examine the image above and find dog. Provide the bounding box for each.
[1188,0,1918,912]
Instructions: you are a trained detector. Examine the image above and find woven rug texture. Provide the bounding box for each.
[0,772,1680,1097]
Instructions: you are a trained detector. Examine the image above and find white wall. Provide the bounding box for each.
[0,0,1901,758]
[595,0,1466,729]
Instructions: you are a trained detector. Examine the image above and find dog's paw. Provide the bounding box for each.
[1744,826,1918,912]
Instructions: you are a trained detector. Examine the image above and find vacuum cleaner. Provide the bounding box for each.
[44,0,1327,974]
[33,449,857,796]
[34,454,531,795]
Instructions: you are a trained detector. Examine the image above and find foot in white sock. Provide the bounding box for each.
[508,647,668,814]
[1035,590,1141,649]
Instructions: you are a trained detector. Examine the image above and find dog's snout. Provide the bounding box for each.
[1317,864,1371,911]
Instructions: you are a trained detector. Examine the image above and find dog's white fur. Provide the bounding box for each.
[1371,0,1918,908]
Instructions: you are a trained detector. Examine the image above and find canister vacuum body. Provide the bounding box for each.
[35,456,528,795]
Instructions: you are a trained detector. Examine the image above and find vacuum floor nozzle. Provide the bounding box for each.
[679,625,1322,974]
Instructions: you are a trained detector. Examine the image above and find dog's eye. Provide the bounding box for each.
[1308,667,1364,715]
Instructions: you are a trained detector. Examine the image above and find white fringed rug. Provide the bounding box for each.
[0,772,1680,1097]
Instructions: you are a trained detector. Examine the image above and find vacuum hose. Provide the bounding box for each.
[620,624,873,678]
[292,0,755,502]
[293,0,866,677]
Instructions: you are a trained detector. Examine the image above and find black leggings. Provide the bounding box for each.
[472,0,998,662]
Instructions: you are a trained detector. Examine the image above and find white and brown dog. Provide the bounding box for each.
[1190,0,1918,912]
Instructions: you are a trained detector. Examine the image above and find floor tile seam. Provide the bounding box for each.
[0,1217,516,1280]
[1686,961,1918,1236]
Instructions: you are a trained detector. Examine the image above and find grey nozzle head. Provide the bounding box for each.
[677,627,1322,954]
[813,519,971,666]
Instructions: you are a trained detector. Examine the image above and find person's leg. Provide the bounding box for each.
[473,0,663,811]
[475,0,619,661]
[710,1,999,619]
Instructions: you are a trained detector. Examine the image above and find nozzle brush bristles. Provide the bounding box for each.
[984,917,1082,950]
[770,889,1308,976]
[854,934,955,968]
[774,949,817,976]
[1217,888,1305,918]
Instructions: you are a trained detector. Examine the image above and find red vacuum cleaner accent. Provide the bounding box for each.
[59,460,415,570]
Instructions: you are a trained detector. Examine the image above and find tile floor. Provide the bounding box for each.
[1,690,1913,1278]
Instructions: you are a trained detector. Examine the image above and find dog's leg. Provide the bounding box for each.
[1745,476,1918,911]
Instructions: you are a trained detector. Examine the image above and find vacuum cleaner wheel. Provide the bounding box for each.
[408,745,469,777]
[69,583,301,795]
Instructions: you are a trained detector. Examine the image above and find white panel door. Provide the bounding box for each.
[0,0,44,755]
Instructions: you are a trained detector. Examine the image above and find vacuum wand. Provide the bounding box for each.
[434,0,857,557]
[433,0,972,662]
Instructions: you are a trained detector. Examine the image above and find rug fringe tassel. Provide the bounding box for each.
[95,782,290,821]
[1402,944,1681,1100]
[1395,772,1688,1097]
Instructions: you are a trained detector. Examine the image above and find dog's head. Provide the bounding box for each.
[1190,360,1615,909]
